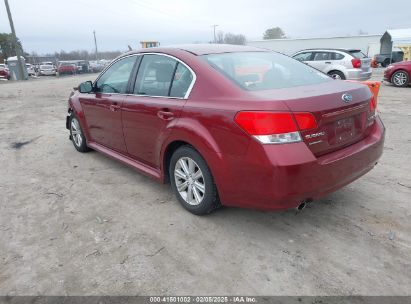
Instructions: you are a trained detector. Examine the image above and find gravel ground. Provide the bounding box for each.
[0,70,410,296]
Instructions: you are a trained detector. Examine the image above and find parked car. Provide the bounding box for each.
[66,44,384,215]
[384,60,411,87]
[0,64,10,80]
[75,60,90,74]
[89,60,106,73]
[26,63,35,76]
[38,64,56,76]
[292,48,372,80]
[374,51,404,67]
[58,63,77,75]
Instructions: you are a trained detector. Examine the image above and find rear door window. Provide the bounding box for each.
[332,53,345,60]
[134,54,177,97]
[170,63,194,98]
[313,52,331,61]
[134,54,194,98]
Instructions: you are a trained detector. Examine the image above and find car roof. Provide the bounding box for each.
[126,44,267,56]
[296,48,361,53]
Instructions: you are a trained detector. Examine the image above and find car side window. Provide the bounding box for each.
[95,56,137,94]
[170,63,194,98]
[293,52,312,61]
[332,53,345,60]
[313,52,331,61]
[134,54,177,97]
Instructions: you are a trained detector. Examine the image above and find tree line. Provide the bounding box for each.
[1,27,288,62]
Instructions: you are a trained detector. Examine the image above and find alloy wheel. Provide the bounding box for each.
[174,157,206,206]
[70,118,83,147]
[393,72,407,86]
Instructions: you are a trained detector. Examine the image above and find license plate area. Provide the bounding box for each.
[335,117,355,144]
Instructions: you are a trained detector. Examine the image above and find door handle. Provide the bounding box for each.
[325,61,331,64]
[157,109,174,121]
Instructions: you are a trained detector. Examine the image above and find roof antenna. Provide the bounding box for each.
[127,45,133,51]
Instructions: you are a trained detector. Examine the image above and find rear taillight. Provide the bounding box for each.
[351,58,362,68]
[234,111,317,144]
[294,112,317,130]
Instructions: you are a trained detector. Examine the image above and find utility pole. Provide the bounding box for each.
[212,24,219,43]
[93,30,98,60]
[4,0,25,80]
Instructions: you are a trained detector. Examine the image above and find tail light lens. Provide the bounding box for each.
[351,58,362,68]
[235,111,317,144]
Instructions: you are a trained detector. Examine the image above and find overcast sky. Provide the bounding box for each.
[1,0,410,54]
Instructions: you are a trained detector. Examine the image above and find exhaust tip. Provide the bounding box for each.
[296,201,306,211]
[296,199,313,211]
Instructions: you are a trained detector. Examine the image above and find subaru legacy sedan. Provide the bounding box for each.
[66,44,384,215]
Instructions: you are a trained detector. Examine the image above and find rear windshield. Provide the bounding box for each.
[202,52,331,90]
[349,50,367,59]
[40,65,53,69]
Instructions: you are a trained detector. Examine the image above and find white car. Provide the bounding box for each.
[38,64,56,76]
[292,48,372,81]
[26,63,35,76]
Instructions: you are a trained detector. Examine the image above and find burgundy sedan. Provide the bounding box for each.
[384,60,411,87]
[66,45,385,215]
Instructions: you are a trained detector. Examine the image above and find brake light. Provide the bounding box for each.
[234,111,317,144]
[294,112,317,130]
[351,58,362,68]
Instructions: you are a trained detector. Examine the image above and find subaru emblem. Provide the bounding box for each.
[342,94,352,103]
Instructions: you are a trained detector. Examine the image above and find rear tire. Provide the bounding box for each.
[169,146,220,215]
[69,114,91,153]
[391,70,409,87]
[328,70,345,80]
[382,59,390,68]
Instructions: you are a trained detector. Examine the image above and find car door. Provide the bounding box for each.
[309,51,332,72]
[79,55,138,153]
[122,54,195,168]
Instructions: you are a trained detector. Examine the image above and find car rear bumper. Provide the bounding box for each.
[346,68,372,81]
[214,116,385,210]
[40,71,56,75]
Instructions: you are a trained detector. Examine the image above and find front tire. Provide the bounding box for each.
[69,114,91,152]
[169,146,220,215]
[328,70,346,80]
[391,70,409,87]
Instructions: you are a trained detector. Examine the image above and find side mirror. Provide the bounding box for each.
[79,81,93,93]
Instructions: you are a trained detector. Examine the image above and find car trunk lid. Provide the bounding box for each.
[250,80,374,156]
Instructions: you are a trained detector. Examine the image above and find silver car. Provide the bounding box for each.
[292,49,372,80]
[38,64,56,76]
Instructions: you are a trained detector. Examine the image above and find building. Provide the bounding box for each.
[380,28,411,60]
[247,28,411,58]
[140,41,160,48]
